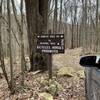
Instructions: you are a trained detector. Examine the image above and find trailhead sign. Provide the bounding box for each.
[36,34,65,53]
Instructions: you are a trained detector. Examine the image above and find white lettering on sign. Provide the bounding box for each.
[50,35,55,38]
[50,42,56,45]
[61,39,64,45]
[52,46,62,49]
[37,46,50,49]
[56,35,60,38]
[41,35,48,38]
[40,42,49,45]
[42,50,58,53]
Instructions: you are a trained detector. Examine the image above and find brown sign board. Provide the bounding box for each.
[36,34,65,53]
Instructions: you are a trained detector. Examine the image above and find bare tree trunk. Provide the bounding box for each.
[53,0,58,33]
[76,22,79,47]
[64,4,68,48]
[7,0,15,93]
[72,0,78,48]
[20,0,25,86]
[58,0,63,33]
[25,0,48,71]
[81,0,87,53]
[95,0,99,51]
[11,0,26,86]
[70,6,74,49]
[84,0,87,51]
[0,0,10,90]
[25,0,37,71]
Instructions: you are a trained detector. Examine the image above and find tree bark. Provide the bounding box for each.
[95,0,99,51]
[20,0,25,86]
[58,0,63,33]
[7,0,15,93]
[25,0,48,71]
[53,0,58,34]
[0,0,11,91]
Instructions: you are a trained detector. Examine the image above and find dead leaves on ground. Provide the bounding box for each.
[0,67,85,100]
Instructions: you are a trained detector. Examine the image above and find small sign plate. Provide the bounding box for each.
[36,34,65,53]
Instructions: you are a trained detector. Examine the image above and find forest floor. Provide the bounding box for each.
[0,48,85,100]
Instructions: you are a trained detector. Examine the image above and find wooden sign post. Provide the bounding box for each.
[48,53,52,79]
[37,34,65,79]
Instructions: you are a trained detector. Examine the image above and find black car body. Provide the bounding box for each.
[80,56,100,100]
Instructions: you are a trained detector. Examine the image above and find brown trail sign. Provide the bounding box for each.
[37,34,65,53]
[36,34,65,79]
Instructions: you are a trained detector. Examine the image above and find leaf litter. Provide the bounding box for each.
[0,48,85,100]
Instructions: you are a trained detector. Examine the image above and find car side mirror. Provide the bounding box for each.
[80,56,100,68]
